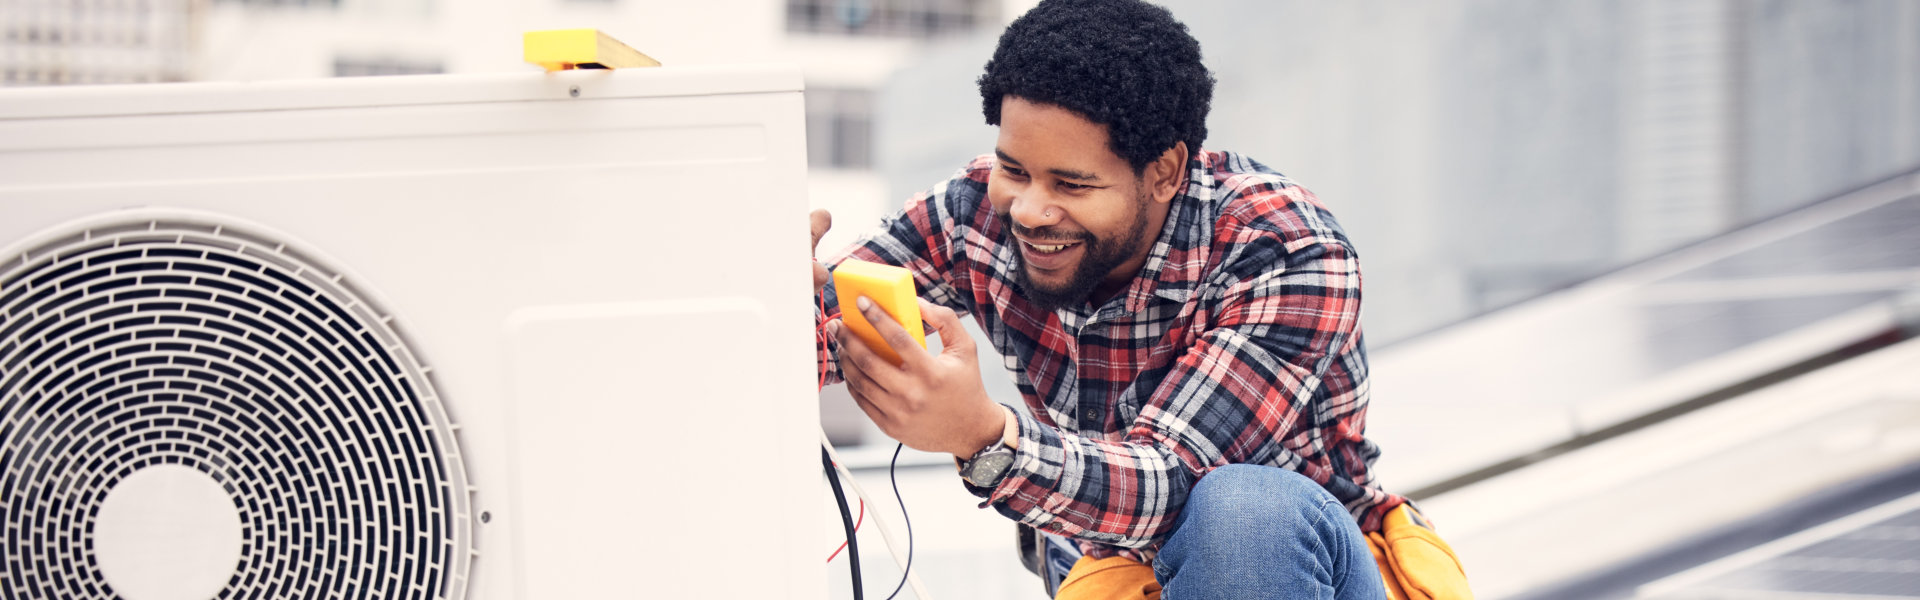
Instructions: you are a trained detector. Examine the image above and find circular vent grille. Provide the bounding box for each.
[0,216,472,600]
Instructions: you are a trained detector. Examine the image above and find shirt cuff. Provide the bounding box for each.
[962,405,1050,504]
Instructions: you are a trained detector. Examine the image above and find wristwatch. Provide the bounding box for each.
[960,405,1020,488]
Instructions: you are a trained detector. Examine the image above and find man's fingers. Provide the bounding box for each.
[919,299,974,356]
[857,296,927,369]
[846,388,892,433]
[833,319,899,396]
[810,209,833,252]
[809,210,833,291]
[838,337,884,405]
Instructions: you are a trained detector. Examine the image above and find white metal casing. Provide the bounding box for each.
[0,66,823,599]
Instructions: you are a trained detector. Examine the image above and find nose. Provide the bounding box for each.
[1008,191,1062,232]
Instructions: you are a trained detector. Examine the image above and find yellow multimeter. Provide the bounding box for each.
[831,259,926,366]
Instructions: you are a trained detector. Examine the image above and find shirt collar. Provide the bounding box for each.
[1113,151,1214,315]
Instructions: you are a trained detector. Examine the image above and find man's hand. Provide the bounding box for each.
[829,297,1005,458]
[810,209,832,293]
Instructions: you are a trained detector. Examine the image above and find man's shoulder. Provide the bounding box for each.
[895,155,995,226]
[962,153,996,181]
[922,154,996,206]
[1202,150,1296,193]
[1200,150,1311,217]
[1198,150,1350,249]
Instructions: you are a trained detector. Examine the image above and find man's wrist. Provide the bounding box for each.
[999,404,1019,450]
[959,403,1015,459]
[956,404,1020,489]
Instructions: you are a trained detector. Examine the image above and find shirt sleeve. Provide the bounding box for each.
[814,158,992,386]
[974,197,1382,550]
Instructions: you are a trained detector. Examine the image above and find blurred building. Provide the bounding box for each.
[1,0,198,85]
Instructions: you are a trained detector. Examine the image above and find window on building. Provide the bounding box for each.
[805,87,873,169]
[787,0,996,37]
[215,0,343,6]
[1,0,195,87]
[332,57,444,77]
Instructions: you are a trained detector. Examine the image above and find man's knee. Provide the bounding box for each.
[1184,464,1336,530]
[1158,464,1382,599]
[1168,464,1343,562]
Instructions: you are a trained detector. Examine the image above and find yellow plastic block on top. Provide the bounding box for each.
[523,29,661,72]
[832,259,926,366]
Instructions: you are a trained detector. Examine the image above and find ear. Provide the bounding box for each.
[1148,141,1189,204]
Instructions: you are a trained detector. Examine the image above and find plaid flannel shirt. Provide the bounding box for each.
[817,150,1405,561]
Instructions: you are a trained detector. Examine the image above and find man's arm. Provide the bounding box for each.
[814,159,992,386]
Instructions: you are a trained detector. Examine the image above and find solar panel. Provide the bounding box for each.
[1370,171,1920,494]
[1640,492,1920,599]
[1663,195,1920,282]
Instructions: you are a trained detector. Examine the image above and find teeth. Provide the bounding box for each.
[1028,242,1072,253]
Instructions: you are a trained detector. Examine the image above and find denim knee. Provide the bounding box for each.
[1154,464,1382,600]
[1176,463,1340,549]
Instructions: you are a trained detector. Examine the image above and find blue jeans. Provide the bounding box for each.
[1151,464,1387,600]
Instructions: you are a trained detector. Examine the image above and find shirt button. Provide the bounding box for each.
[1083,407,1100,422]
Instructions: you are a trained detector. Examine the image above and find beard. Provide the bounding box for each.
[1004,188,1154,312]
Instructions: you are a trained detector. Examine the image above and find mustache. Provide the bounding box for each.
[1000,213,1092,243]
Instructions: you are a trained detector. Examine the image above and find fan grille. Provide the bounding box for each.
[0,217,472,600]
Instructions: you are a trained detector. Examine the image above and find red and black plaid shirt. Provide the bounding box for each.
[819,150,1405,561]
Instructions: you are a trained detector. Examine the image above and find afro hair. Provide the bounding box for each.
[978,0,1216,174]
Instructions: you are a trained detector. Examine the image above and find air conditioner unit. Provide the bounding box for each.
[0,66,824,599]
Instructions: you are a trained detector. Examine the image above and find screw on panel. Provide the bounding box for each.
[569,86,580,98]
[480,511,490,524]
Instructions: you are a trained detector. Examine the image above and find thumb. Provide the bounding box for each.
[919,299,974,356]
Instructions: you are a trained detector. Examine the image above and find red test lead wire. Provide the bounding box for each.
[827,497,866,563]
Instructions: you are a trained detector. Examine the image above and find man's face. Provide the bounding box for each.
[987,97,1163,311]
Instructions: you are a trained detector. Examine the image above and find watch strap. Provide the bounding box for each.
[960,405,1020,487]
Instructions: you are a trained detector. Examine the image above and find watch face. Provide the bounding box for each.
[967,451,1015,486]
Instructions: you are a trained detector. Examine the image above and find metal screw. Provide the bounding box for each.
[568,86,580,98]
[480,511,491,524]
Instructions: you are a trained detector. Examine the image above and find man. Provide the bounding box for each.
[812,1,1402,597]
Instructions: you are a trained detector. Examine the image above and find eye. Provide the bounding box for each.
[1001,165,1029,179]
[1059,181,1090,191]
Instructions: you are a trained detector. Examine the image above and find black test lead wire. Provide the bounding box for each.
[824,446,863,600]
[884,443,914,600]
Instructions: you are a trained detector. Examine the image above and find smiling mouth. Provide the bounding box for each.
[1023,240,1080,254]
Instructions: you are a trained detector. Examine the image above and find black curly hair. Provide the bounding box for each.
[978,0,1215,175]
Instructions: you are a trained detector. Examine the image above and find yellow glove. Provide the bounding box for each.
[1368,504,1473,600]
[1054,556,1161,600]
